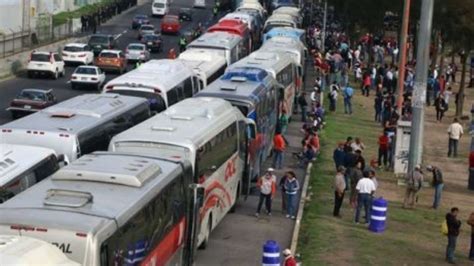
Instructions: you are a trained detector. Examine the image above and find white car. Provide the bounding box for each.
[27,51,65,79]
[125,43,150,62]
[62,43,94,65]
[70,65,106,90]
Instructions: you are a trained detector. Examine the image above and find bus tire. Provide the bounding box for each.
[198,214,212,250]
[229,183,240,213]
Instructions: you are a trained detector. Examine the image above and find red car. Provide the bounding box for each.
[6,89,57,119]
[161,15,181,34]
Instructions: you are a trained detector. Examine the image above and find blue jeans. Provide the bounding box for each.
[272,150,284,169]
[286,193,297,217]
[433,183,444,209]
[344,97,352,114]
[301,106,307,122]
[355,193,371,223]
[446,235,457,262]
[448,138,459,157]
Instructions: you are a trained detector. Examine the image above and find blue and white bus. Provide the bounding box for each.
[195,68,279,180]
[262,27,305,44]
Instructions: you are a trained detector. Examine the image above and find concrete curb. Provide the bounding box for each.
[290,162,313,254]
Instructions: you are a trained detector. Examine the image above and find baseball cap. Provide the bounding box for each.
[267,168,274,172]
[283,249,292,256]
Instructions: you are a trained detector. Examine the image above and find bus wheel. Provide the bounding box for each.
[198,214,212,250]
[229,184,240,213]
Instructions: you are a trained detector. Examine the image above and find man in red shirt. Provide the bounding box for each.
[273,132,286,169]
[378,131,390,169]
[282,249,297,266]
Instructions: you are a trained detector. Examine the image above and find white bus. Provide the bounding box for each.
[0,152,202,265]
[109,97,256,248]
[0,235,80,265]
[103,59,201,113]
[178,49,227,88]
[0,94,150,162]
[0,144,62,203]
[229,50,297,116]
[187,32,245,66]
[272,6,301,26]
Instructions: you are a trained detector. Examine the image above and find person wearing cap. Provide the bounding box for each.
[282,249,297,266]
[333,166,346,217]
[403,165,424,209]
[255,169,277,217]
[427,165,444,209]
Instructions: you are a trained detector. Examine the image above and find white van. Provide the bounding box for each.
[152,0,169,16]
[0,235,80,265]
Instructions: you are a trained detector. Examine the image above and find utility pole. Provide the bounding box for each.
[321,0,327,53]
[407,0,434,173]
[396,0,411,113]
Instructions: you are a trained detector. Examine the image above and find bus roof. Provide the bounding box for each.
[179,49,227,79]
[0,94,147,136]
[0,152,186,232]
[0,235,80,265]
[261,36,307,64]
[264,27,305,40]
[229,50,294,76]
[0,94,145,134]
[207,19,249,37]
[265,14,297,26]
[0,144,56,186]
[104,59,195,93]
[195,73,274,105]
[188,32,243,51]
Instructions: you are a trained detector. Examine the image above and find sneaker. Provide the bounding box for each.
[255,213,259,218]
[291,216,296,220]
[286,214,290,218]
[267,212,272,216]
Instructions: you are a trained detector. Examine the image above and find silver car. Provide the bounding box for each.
[125,43,150,62]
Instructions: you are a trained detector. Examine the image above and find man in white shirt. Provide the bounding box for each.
[355,174,376,224]
[447,118,464,157]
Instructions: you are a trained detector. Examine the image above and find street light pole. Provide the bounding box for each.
[396,0,411,113]
[321,0,327,52]
[407,0,435,173]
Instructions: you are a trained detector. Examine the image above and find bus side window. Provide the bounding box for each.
[184,78,193,98]
[167,89,179,106]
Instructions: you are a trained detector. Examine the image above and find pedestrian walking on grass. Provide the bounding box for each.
[427,165,444,209]
[403,165,423,209]
[333,166,346,217]
[333,142,345,170]
[447,118,463,158]
[446,207,461,264]
[435,94,447,122]
[354,172,376,224]
[343,86,354,114]
[284,172,299,219]
[467,211,474,261]
[255,170,277,217]
[377,131,389,169]
[282,249,297,266]
[273,131,286,169]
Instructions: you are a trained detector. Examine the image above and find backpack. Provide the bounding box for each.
[441,220,448,236]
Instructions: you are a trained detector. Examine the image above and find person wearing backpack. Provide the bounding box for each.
[445,207,461,264]
[468,212,474,261]
[403,165,424,209]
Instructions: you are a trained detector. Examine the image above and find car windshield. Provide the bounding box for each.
[163,18,178,24]
[30,53,50,62]
[135,15,147,19]
[143,35,159,41]
[99,52,118,58]
[75,67,97,75]
[64,46,85,52]
[89,36,109,44]
[128,45,144,50]
[153,3,165,8]
[141,25,154,31]
[17,90,47,101]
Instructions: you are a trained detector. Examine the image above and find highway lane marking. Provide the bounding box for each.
[114,30,128,40]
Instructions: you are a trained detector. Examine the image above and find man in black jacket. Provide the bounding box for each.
[446,207,461,264]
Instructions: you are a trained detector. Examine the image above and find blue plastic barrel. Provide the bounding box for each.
[262,240,280,266]
[369,197,388,233]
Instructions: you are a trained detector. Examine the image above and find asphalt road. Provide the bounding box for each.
[0,0,217,125]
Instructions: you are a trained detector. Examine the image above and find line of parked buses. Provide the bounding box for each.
[0,0,308,265]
